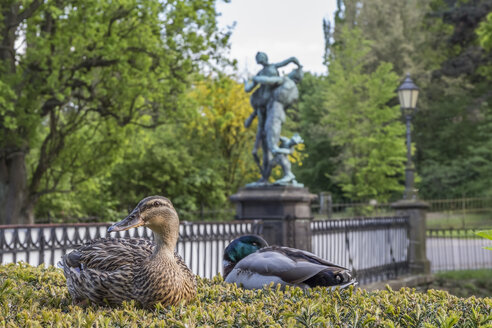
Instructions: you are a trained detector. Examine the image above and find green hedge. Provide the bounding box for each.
[0,263,491,327]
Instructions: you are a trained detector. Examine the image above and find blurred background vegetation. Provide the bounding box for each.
[1,0,492,223]
[425,269,492,298]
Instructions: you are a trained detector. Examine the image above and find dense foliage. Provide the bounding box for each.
[318,27,405,202]
[0,0,230,224]
[295,0,492,201]
[34,75,256,221]
[2,0,492,222]
[0,264,491,327]
[104,76,257,217]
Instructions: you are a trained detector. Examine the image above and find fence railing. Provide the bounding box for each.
[1,217,411,285]
[311,201,394,218]
[311,217,409,285]
[311,195,492,219]
[426,197,492,213]
[427,228,492,273]
[0,221,262,279]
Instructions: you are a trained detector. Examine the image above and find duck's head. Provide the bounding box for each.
[108,196,179,246]
[222,235,268,278]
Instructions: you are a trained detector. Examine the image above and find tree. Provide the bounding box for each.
[413,0,492,198]
[324,0,492,199]
[186,75,258,196]
[322,28,406,202]
[316,0,444,200]
[0,0,228,223]
[33,116,131,221]
[325,0,447,77]
[294,73,342,197]
[47,75,258,221]
[105,123,229,219]
[477,11,492,74]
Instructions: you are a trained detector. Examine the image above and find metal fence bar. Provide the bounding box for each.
[311,216,410,285]
[5,218,487,283]
[0,221,263,278]
[426,228,492,272]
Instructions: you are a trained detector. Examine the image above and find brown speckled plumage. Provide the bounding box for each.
[60,196,196,308]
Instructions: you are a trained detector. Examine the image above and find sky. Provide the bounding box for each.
[216,0,337,77]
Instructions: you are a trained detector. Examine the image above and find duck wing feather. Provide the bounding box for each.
[60,238,154,305]
[233,246,354,287]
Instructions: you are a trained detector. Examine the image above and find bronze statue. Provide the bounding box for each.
[244,52,304,187]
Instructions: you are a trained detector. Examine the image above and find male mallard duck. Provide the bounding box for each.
[60,196,196,308]
[223,235,357,290]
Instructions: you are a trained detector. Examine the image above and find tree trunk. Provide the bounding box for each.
[0,2,41,225]
[0,151,33,224]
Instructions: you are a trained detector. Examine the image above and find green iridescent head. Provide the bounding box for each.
[222,235,268,278]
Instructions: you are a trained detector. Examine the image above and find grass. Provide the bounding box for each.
[426,269,492,298]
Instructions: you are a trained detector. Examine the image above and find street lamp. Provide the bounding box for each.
[397,73,419,200]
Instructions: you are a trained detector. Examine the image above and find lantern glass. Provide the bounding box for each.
[398,89,409,108]
[410,89,419,108]
[397,74,419,109]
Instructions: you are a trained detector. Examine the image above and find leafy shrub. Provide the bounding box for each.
[477,230,492,250]
[0,263,491,327]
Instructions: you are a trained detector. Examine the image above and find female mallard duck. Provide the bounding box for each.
[60,196,196,308]
[223,235,357,290]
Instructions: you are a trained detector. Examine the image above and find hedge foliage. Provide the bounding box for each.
[0,263,491,327]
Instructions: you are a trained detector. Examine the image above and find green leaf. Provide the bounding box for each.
[476,230,492,241]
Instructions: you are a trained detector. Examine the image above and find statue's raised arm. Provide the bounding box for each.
[273,56,302,69]
[244,53,301,93]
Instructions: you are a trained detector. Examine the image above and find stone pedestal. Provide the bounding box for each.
[391,199,431,274]
[230,186,317,251]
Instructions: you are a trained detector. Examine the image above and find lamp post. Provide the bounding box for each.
[397,73,419,200]
[393,73,430,275]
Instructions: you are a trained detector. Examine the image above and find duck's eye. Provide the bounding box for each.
[153,202,160,207]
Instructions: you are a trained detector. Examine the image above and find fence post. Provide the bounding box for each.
[319,192,332,218]
[391,200,431,274]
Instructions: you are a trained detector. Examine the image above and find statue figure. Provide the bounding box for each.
[244,52,301,183]
[269,134,304,186]
[244,53,304,187]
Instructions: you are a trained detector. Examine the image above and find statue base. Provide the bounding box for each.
[230,185,317,251]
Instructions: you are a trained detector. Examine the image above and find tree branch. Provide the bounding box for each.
[40,97,64,116]
[35,188,72,198]
[13,0,43,27]
[107,6,132,37]
[72,57,119,71]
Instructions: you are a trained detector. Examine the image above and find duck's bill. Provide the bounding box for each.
[108,213,144,233]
